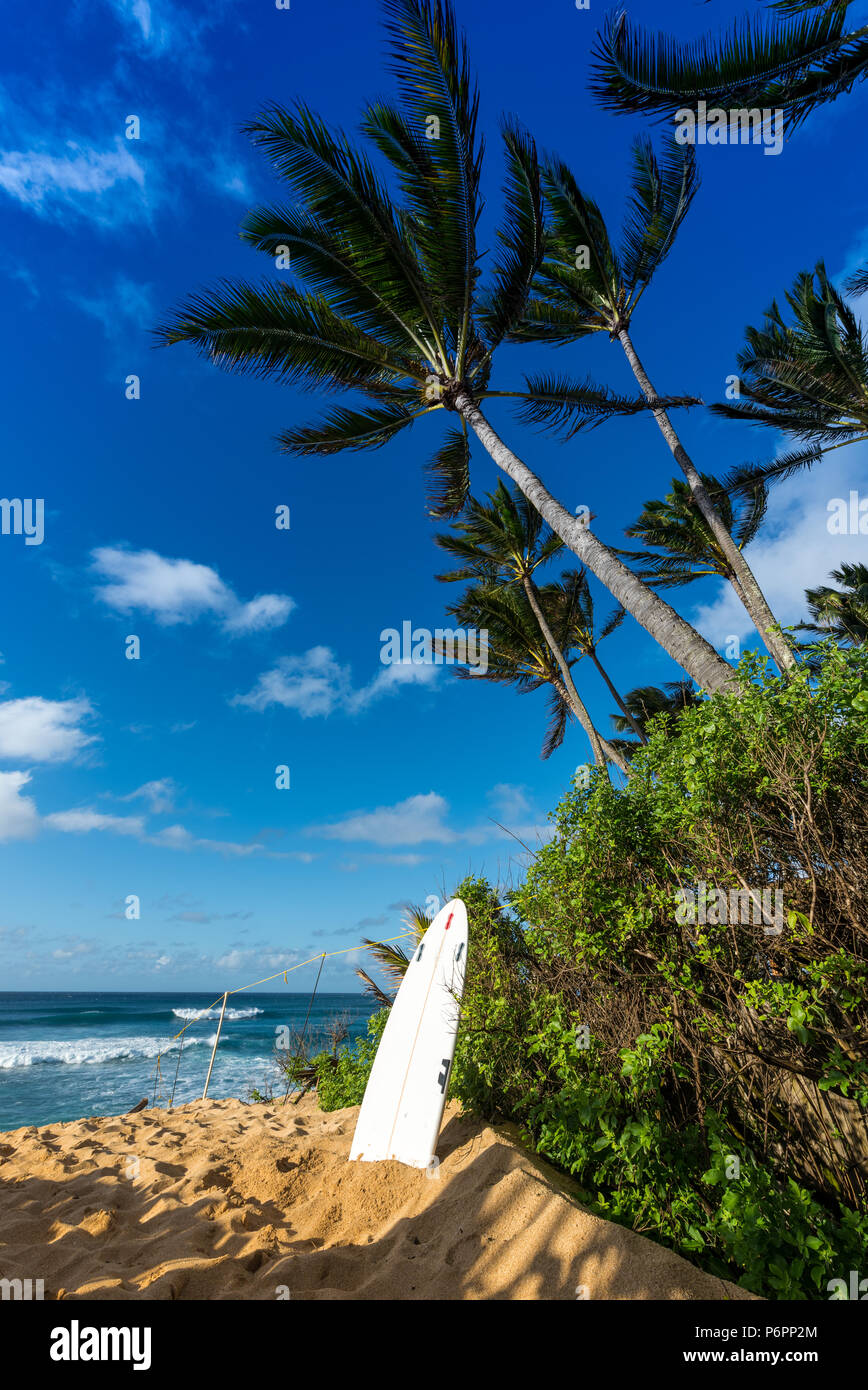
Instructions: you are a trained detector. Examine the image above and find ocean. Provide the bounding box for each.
[0,991,377,1132]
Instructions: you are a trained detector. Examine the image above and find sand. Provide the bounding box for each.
[0,1096,756,1301]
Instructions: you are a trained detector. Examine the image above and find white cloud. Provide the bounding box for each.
[488,783,532,822]
[352,659,439,709]
[214,946,300,974]
[222,593,296,635]
[233,646,438,715]
[169,909,253,924]
[68,274,154,341]
[0,696,95,763]
[210,153,250,202]
[44,809,146,836]
[0,771,39,842]
[144,824,313,861]
[307,786,553,851]
[692,443,868,647]
[118,778,177,814]
[481,783,553,847]
[309,792,457,847]
[363,853,426,866]
[91,547,294,635]
[41,798,312,861]
[107,0,157,43]
[215,949,247,971]
[0,140,146,223]
[233,647,350,716]
[103,0,223,64]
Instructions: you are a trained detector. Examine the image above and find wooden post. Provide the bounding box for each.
[202,992,228,1101]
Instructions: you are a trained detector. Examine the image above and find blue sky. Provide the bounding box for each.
[1,0,866,991]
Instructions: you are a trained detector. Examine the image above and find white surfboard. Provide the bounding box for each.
[349,898,468,1169]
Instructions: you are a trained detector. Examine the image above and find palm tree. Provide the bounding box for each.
[513,136,795,674]
[712,262,868,454]
[797,563,868,646]
[156,0,737,695]
[617,473,774,642]
[447,580,628,772]
[434,480,563,586]
[609,681,703,758]
[554,568,646,744]
[357,902,429,1004]
[589,4,868,133]
[517,138,795,672]
[434,481,619,761]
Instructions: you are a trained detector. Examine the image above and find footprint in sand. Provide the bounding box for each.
[197,1166,235,1192]
[153,1161,186,1178]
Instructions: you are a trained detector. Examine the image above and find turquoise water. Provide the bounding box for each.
[0,991,376,1131]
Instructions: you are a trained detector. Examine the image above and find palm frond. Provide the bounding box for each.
[610,680,702,735]
[355,967,395,1007]
[541,683,573,759]
[446,583,555,691]
[381,0,483,365]
[400,902,435,942]
[517,373,700,439]
[242,101,444,354]
[540,157,622,312]
[618,469,770,585]
[800,561,868,644]
[844,262,868,298]
[425,423,471,516]
[510,296,595,344]
[239,203,423,352]
[619,136,699,300]
[717,445,823,498]
[362,98,448,297]
[614,547,708,587]
[710,263,868,447]
[477,117,544,355]
[589,7,867,131]
[279,400,421,455]
[361,936,411,991]
[598,604,627,641]
[155,280,419,392]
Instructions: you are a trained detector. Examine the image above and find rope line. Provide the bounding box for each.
[283,952,327,1106]
[147,930,415,1105]
[168,1015,188,1111]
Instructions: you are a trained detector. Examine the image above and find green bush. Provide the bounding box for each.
[449,646,868,1298]
[309,646,868,1297]
[309,1008,389,1111]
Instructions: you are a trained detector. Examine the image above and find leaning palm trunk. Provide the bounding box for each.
[521,574,624,775]
[588,650,647,744]
[550,672,630,778]
[617,328,796,674]
[454,390,738,695]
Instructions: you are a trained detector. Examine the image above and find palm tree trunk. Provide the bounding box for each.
[598,732,632,776]
[617,328,796,674]
[548,670,630,777]
[521,575,623,775]
[454,390,739,695]
[550,673,609,773]
[589,650,647,744]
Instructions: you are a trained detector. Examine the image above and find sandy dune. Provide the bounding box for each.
[0,1096,755,1300]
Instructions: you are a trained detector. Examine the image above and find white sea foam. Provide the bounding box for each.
[0,1035,217,1069]
[171,1006,264,1022]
